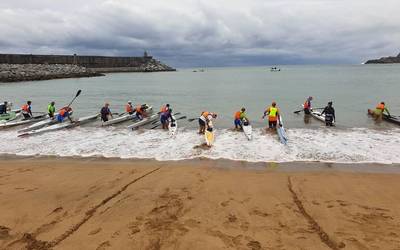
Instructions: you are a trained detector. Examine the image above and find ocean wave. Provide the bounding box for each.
[1,127,400,164]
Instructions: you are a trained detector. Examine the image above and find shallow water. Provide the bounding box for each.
[1,64,400,163]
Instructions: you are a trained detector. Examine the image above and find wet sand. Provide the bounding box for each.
[0,157,400,249]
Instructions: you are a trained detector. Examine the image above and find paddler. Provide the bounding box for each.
[125,101,134,115]
[160,109,175,129]
[0,101,8,114]
[199,111,217,134]
[21,101,33,119]
[100,103,113,122]
[303,96,313,114]
[234,108,248,130]
[48,101,56,118]
[56,107,73,123]
[321,101,335,126]
[372,101,391,119]
[160,104,170,113]
[262,102,281,130]
[135,104,149,120]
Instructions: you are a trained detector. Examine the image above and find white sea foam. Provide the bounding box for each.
[1,127,400,163]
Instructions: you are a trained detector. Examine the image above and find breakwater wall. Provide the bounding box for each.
[0,53,159,68]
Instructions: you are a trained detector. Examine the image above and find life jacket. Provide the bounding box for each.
[21,104,29,112]
[376,103,385,110]
[136,105,143,114]
[126,104,133,113]
[160,106,168,113]
[304,100,310,109]
[201,111,210,118]
[268,107,278,121]
[48,104,55,114]
[234,111,241,120]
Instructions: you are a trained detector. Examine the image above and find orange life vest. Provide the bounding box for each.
[201,111,210,118]
[59,109,66,116]
[234,111,241,119]
[304,101,310,109]
[376,103,385,110]
[160,106,168,113]
[21,104,29,112]
[136,106,143,114]
[126,104,133,113]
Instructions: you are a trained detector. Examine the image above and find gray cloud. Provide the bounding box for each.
[0,0,399,67]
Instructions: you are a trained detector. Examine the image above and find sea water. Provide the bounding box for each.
[1,64,400,163]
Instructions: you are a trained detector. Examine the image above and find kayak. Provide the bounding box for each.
[102,106,153,126]
[18,114,99,137]
[242,120,252,140]
[303,105,334,125]
[127,113,159,130]
[18,112,73,133]
[0,114,47,129]
[277,116,288,145]
[168,115,177,136]
[368,109,400,126]
[205,129,215,146]
[0,111,20,122]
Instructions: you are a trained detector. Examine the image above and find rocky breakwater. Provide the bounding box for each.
[0,64,104,83]
[93,59,176,73]
[365,53,400,64]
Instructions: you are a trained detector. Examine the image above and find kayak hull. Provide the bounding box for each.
[18,114,98,137]
[168,116,177,136]
[243,124,252,140]
[0,114,47,129]
[127,114,159,130]
[205,130,215,146]
[277,116,288,145]
[368,109,400,126]
[103,107,153,126]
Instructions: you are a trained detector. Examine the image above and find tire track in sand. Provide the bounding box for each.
[8,167,161,250]
[288,176,343,250]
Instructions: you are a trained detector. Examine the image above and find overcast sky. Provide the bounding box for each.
[0,0,399,67]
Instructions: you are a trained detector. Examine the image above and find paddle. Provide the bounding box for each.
[187,118,197,122]
[151,116,187,129]
[66,90,82,108]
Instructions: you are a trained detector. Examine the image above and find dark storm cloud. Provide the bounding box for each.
[0,0,399,67]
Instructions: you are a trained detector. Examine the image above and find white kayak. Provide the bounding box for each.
[18,114,99,137]
[277,116,288,145]
[102,106,153,126]
[127,113,159,130]
[18,112,73,133]
[0,114,47,129]
[303,105,334,125]
[168,116,177,136]
[242,119,252,140]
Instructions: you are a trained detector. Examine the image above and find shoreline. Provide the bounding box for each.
[0,157,400,249]
[1,154,400,173]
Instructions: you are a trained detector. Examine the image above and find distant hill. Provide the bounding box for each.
[365,53,400,64]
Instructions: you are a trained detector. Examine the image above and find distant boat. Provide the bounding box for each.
[270,67,281,72]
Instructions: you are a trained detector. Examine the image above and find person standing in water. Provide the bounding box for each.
[234,108,248,130]
[199,111,217,134]
[262,102,281,130]
[100,103,113,122]
[21,101,33,119]
[48,101,56,118]
[303,96,313,114]
[321,101,335,126]
[125,101,134,115]
[373,102,391,119]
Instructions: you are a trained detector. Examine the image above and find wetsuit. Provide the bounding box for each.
[321,106,335,126]
[100,106,111,122]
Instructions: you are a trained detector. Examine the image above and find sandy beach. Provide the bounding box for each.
[0,158,400,250]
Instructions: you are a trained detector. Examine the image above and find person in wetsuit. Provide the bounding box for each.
[321,101,335,126]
